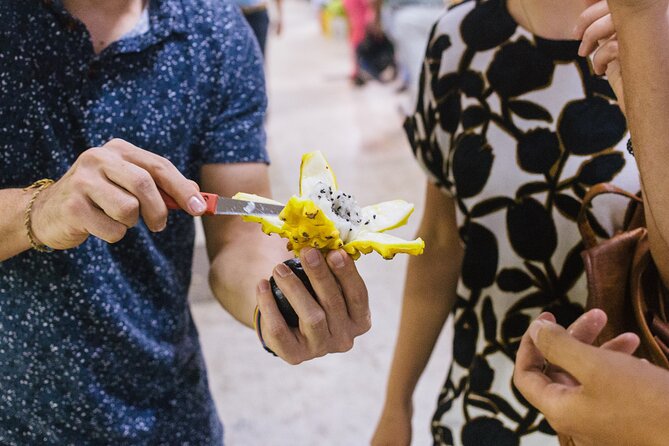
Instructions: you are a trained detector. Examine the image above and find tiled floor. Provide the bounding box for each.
[188,2,453,444]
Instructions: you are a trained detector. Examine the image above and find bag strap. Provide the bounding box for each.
[578,183,643,249]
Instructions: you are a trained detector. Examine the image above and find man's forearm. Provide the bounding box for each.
[0,188,34,261]
[208,231,289,327]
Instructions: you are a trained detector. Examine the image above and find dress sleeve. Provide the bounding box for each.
[405,20,456,197]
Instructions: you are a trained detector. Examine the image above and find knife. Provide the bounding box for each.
[161,191,284,217]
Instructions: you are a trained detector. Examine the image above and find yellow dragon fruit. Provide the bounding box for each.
[234,151,424,260]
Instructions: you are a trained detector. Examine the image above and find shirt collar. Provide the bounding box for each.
[39,0,187,55]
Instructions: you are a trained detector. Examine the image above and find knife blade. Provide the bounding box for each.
[162,191,284,217]
[207,194,285,216]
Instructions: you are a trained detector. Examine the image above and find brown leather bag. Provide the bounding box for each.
[557,183,669,446]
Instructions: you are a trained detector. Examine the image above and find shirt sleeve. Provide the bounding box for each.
[196,6,269,165]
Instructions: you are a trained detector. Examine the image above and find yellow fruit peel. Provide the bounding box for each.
[279,196,344,253]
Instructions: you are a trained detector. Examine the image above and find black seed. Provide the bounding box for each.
[373,215,376,219]
[302,232,309,237]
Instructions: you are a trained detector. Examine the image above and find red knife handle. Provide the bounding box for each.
[160,190,218,215]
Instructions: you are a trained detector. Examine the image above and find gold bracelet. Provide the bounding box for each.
[23,178,55,253]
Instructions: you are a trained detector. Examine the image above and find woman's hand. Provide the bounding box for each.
[514,311,669,446]
[574,1,625,113]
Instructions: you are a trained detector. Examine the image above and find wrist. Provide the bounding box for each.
[384,391,413,412]
[23,179,55,252]
[17,189,34,251]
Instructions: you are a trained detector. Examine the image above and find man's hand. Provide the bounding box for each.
[31,138,205,250]
[256,248,371,364]
[513,310,669,446]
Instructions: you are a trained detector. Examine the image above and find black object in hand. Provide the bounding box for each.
[270,258,317,327]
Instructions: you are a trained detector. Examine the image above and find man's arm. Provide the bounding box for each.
[0,139,205,263]
[200,162,288,327]
[372,182,462,446]
[201,162,372,364]
[0,189,34,261]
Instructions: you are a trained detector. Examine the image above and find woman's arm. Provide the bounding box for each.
[575,0,669,284]
[607,0,669,284]
[372,181,463,446]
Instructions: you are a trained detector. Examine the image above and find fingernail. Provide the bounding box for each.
[275,263,291,278]
[329,251,346,269]
[303,248,321,267]
[188,195,206,214]
[258,280,270,293]
[528,319,551,343]
[578,42,585,57]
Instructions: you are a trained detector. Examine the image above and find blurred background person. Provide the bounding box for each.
[342,0,376,85]
[374,0,446,110]
[236,0,284,58]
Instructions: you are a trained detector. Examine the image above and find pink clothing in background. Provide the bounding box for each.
[343,0,374,75]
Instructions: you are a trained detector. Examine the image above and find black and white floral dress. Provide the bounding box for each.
[407,0,640,444]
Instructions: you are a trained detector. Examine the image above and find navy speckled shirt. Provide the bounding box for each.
[0,0,268,443]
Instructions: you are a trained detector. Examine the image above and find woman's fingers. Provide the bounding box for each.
[579,13,616,57]
[513,316,578,415]
[575,0,612,41]
[600,332,641,355]
[527,319,605,386]
[546,309,607,383]
[567,309,607,345]
[592,36,620,75]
